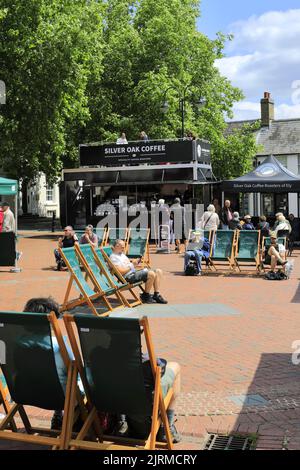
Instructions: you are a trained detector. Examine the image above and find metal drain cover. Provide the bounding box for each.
[204,433,255,450]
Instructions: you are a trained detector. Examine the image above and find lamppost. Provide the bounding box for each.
[160,85,206,138]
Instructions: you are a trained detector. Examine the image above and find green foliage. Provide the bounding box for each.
[212,121,260,180]
[0,0,258,184]
[0,0,104,182]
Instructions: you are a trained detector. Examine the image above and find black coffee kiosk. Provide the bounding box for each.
[60,139,216,228]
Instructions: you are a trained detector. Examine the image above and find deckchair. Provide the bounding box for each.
[90,245,142,307]
[63,314,174,450]
[208,230,236,271]
[59,247,117,316]
[0,311,81,449]
[101,246,145,298]
[126,228,151,268]
[75,244,126,309]
[106,228,129,247]
[234,230,261,272]
[261,236,287,268]
[0,373,17,432]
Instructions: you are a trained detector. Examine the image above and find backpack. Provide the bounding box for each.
[264,271,287,281]
[185,260,198,276]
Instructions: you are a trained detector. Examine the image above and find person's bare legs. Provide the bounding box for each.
[268,246,287,271]
[144,270,155,293]
[160,361,181,442]
[153,268,163,292]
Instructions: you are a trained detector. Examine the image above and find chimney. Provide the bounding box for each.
[260,91,274,127]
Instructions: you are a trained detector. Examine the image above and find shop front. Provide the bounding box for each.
[60,139,215,229]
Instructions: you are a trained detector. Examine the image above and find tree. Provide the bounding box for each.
[0,0,104,188]
[212,121,261,180]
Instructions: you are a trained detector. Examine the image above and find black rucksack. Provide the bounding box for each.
[185,261,198,276]
[264,271,287,281]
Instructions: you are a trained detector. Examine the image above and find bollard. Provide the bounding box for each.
[51,211,56,232]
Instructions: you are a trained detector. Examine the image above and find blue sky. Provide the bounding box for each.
[197,1,300,121]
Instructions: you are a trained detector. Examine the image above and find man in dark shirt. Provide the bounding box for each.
[54,226,78,270]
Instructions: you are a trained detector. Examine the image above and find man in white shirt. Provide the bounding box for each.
[110,239,167,304]
[1,202,15,232]
[116,132,128,145]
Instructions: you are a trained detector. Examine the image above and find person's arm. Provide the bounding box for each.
[110,254,131,276]
[90,236,98,248]
[58,237,64,248]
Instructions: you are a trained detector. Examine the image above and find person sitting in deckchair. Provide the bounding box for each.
[22,297,81,430]
[125,357,182,443]
[79,225,98,248]
[110,239,167,304]
[263,232,291,275]
[54,226,78,271]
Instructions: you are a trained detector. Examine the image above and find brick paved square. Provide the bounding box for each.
[1,233,300,450]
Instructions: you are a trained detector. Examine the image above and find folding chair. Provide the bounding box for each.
[106,228,129,247]
[59,247,117,316]
[64,314,174,450]
[101,246,145,304]
[234,230,261,272]
[89,245,142,307]
[75,244,126,310]
[261,236,287,269]
[208,230,236,271]
[0,311,82,449]
[0,374,17,432]
[126,228,151,268]
[95,227,108,247]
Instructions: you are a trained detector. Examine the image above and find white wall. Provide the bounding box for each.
[27,173,60,218]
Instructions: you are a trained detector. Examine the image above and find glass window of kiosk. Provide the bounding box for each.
[261,193,288,217]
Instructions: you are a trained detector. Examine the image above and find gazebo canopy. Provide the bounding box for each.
[222,155,300,193]
[0,176,18,196]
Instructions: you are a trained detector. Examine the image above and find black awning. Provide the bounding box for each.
[64,167,197,185]
[222,155,300,193]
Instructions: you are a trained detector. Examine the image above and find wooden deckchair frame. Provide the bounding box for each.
[58,247,112,316]
[105,227,129,248]
[208,230,237,272]
[75,244,126,312]
[100,247,144,307]
[63,314,173,450]
[234,230,261,273]
[0,376,17,432]
[126,228,151,269]
[0,312,86,450]
[89,245,142,308]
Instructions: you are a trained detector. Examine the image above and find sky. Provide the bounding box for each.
[197,0,300,121]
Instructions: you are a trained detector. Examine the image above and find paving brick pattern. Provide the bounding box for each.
[1,232,300,450]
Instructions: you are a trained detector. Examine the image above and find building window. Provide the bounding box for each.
[275,155,287,168]
[46,185,54,202]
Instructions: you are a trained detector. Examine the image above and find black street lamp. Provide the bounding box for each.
[160,85,206,138]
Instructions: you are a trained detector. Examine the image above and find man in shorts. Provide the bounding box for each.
[110,239,167,304]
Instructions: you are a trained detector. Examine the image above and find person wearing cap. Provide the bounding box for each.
[264,232,288,272]
[229,212,242,230]
[242,215,255,230]
[1,201,15,233]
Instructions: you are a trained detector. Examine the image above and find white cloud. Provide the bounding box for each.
[217,9,300,120]
[228,101,300,122]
